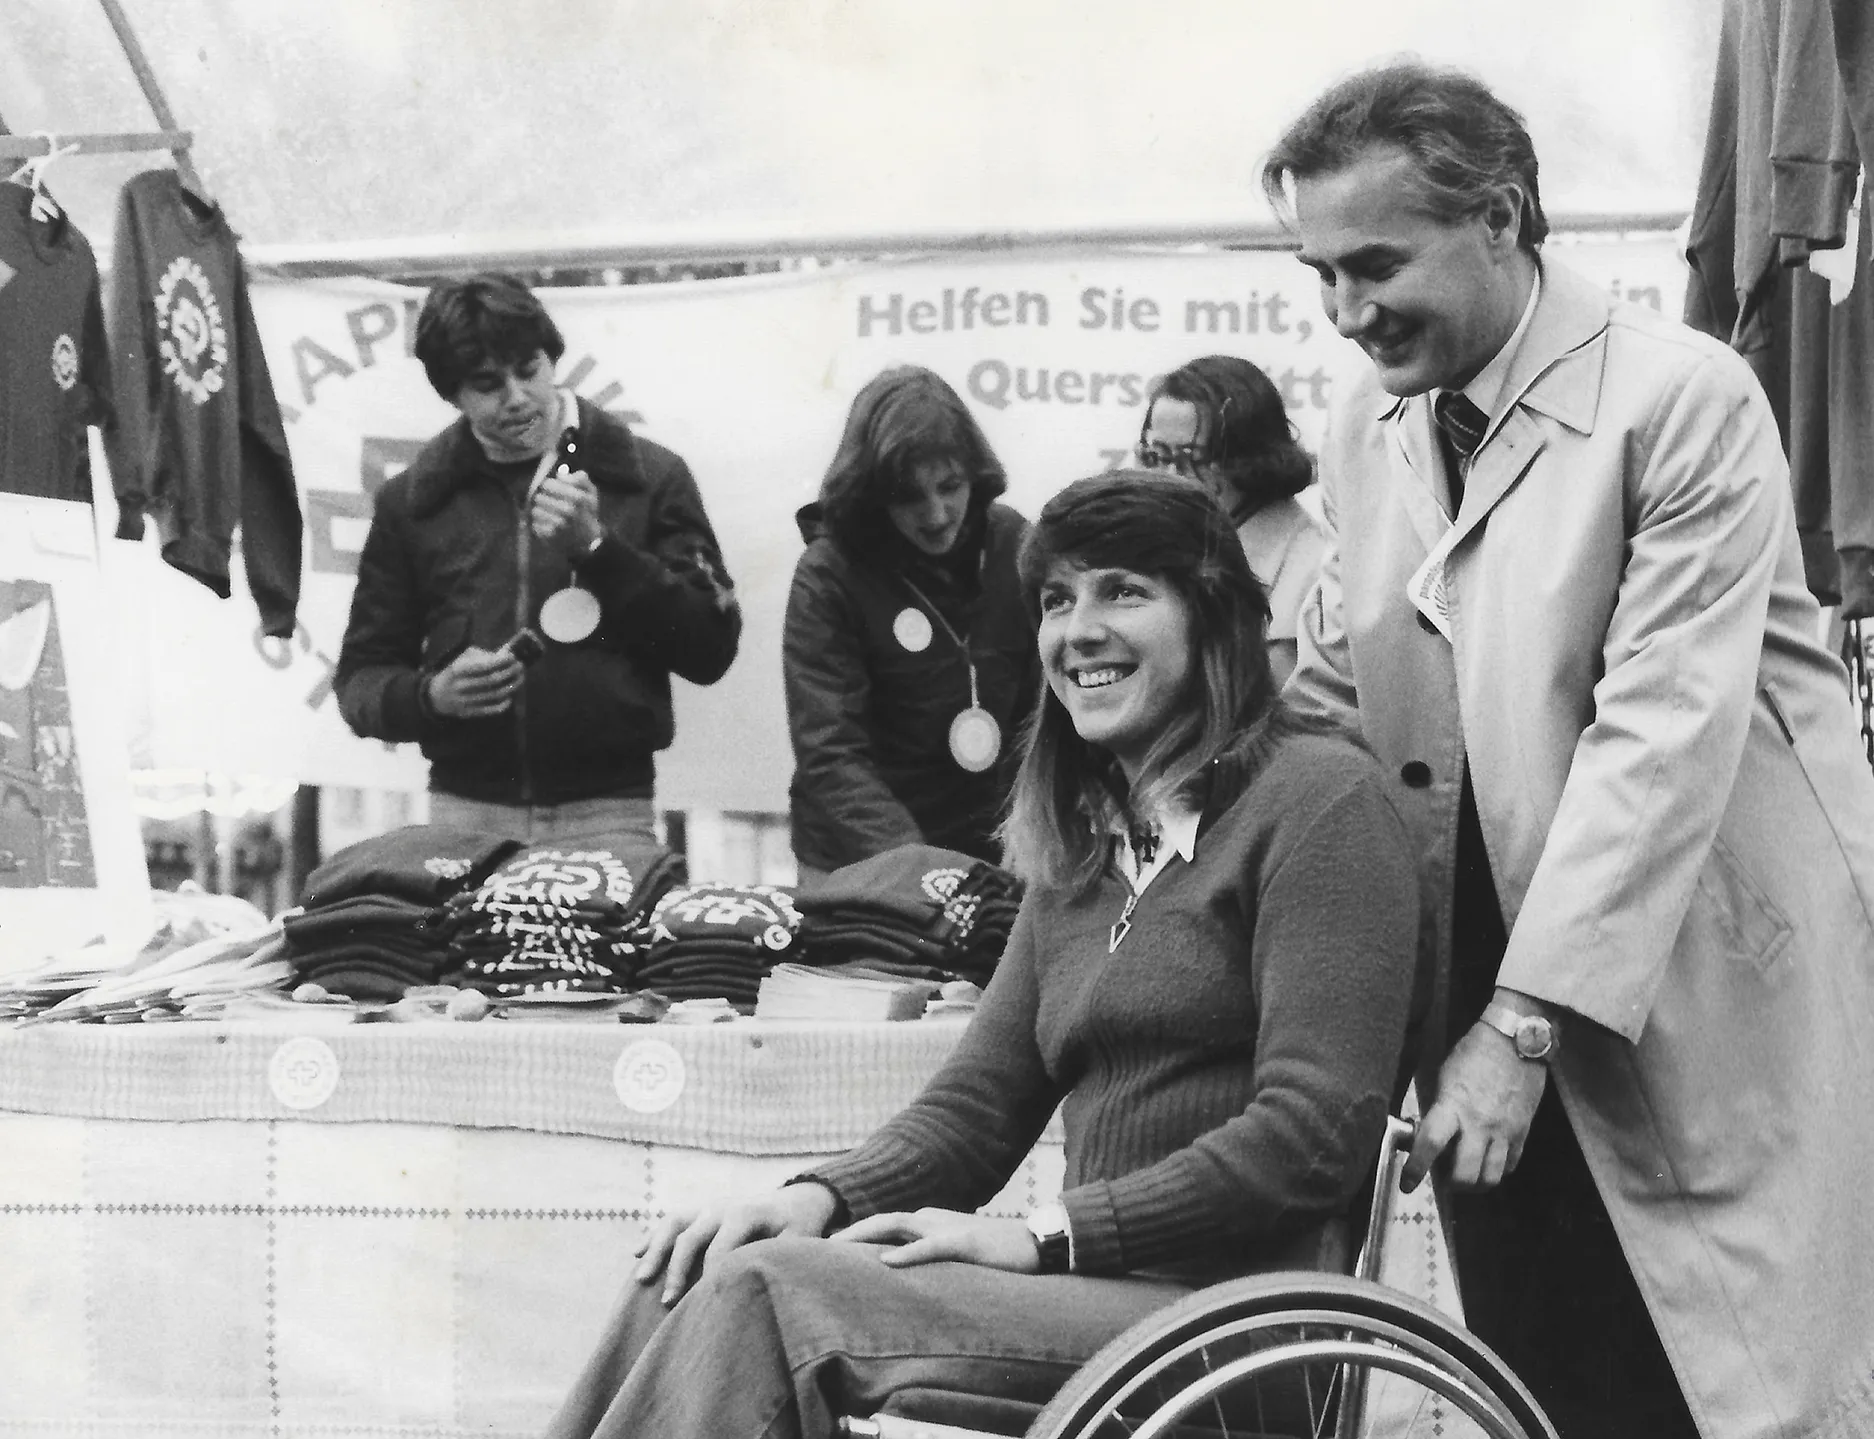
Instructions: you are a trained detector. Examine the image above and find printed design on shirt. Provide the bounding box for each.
[49,334,78,392]
[920,867,968,904]
[648,883,802,949]
[154,255,229,406]
[423,856,473,881]
[479,849,637,909]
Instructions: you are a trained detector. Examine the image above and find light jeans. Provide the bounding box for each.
[426,791,663,872]
[545,1236,1190,1439]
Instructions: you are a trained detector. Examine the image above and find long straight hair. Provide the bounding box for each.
[815,366,1006,551]
[1001,471,1277,891]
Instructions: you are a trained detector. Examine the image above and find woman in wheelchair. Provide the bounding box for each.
[546,471,1428,1439]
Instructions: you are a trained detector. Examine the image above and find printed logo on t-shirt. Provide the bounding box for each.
[154,255,229,406]
[920,867,968,903]
[49,334,78,392]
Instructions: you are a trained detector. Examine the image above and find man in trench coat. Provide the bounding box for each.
[1268,62,1874,1439]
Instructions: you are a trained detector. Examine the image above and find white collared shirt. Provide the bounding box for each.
[1115,803,1201,893]
[1441,267,1542,433]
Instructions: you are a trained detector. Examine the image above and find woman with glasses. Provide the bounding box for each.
[544,471,1424,1439]
[1137,355,1326,684]
[782,366,1038,884]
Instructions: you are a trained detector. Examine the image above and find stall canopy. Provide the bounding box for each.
[5,0,1721,818]
[10,0,1717,265]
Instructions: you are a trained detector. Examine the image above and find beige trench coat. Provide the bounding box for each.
[1289,259,1874,1439]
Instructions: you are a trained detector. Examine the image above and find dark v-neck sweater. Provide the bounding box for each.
[807,710,1427,1282]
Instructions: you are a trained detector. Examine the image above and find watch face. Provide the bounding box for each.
[1514,1017,1555,1061]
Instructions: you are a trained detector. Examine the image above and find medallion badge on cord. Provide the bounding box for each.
[532,391,603,645]
[896,582,1001,774]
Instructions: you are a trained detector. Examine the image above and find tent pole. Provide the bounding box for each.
[95,0,206,195]
[0,131,196,161]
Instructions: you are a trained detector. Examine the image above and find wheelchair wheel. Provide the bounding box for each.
[1026,1271,1558,1439]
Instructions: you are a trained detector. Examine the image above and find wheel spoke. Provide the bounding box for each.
[1027,1273,1558,1439]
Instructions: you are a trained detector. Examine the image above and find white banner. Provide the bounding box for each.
[115,237,1687,814]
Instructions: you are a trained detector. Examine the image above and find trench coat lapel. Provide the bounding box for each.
[1381,395,1455,555]
[1447,408,1546,546]
[1445,263,1614,547]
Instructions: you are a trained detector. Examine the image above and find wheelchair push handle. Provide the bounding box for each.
[1355,1115,1418,1284]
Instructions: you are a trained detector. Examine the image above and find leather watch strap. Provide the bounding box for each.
[1026,1202,1074,1274]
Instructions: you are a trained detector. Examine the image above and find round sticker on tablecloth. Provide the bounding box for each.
[613,1039,687,1114]
[948,706,1002,773]
[892,607,933,653]
[268,1037,340,1110]
[540,585,602,643]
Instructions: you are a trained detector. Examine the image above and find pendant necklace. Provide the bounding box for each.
[1109,887,1140,953]
[528,392,602,644]
[897,575,1002,774]
[1108,821,1158,952]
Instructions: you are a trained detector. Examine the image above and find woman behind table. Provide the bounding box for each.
[1137,355,1327,686]
[547,472,1425,1439]
[784,366,1038,882]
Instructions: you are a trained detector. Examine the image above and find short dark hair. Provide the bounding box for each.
[1262,61,1548,252]
[1000,471,1275,891]
[1144,356,1313,516]
[413,273,566,400]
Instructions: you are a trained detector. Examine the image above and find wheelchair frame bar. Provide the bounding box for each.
[1338,1113,1418,1438]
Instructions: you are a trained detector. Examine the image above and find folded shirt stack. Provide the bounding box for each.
[283,895,446,1001]
[631,883,805,1011]
[792,843,1024,987]
[440,845,683,996]
[284,826,523,1001]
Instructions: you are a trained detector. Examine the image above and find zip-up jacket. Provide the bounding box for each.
[335,397,740,803]
[784,501,1036,870]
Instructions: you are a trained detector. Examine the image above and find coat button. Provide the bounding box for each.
[1417,611,1439,635]
[1400,761,1433,788]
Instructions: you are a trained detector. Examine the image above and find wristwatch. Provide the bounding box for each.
[1479,1001,1558,1062]
[1025,1202,1074,1274]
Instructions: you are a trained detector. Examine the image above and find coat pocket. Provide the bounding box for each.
[1692,834,1793,979]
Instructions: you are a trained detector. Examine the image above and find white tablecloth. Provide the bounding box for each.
[0,1018,1063,1439]
[0,1018,1467,1439]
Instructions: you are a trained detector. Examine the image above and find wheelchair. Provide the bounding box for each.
[838,1117,1560,1439]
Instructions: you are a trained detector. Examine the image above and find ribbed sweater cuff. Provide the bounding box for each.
[1060,1167,1220,1276]
[794,1132,939,1223]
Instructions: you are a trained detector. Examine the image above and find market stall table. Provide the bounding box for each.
[0,1016,1065,1439]
[0,1016,1461,1439]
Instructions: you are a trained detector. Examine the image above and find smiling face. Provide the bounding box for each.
[1038,560,1195,783]
[1291,144,1534,397]
[453,348,560,462]
[885,454,973,556]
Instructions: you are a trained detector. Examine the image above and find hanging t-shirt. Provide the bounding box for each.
[106,169,301,638]
[0,182,111,502]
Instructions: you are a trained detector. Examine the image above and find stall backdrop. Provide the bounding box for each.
[8,1,1716,257]
[107,238,1688,812]
[11,0,1716,813]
